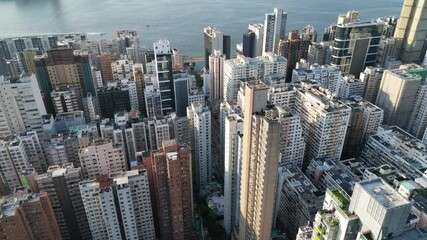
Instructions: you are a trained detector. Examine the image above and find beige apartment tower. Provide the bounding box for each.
[395,0,427,63]
[239,81,281,240]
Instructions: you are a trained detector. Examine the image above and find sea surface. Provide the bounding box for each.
[0,0,403,56]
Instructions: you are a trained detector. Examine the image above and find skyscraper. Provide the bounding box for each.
[262,8,287,54]
[394,0,427,63]
[242,24,264,58]
[0,191,62,240]
[295,84,351,169]
[143,140,193,240]
[359,66,384,103]
[133,64,146,116]
[239,81,281,240]
[187,102,211,191]
[153,40,175,114]
[204,26,231,69]
[36,164,92,240]
[209,49,226,101]
[278,31,310,81]
[79,169,155,240]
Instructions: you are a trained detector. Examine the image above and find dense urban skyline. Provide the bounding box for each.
[0,0,427,240]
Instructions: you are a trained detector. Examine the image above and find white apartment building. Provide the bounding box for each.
[187,102,212,191]
[19,131,46,173]
[248,23,264,57]
[295,84,351,167]
[80,169,155,240]
[292,64,342,94]
[127,80,139,110]
[337,75,366,99]
[267,85,296,111]
[263,8,287,54]
[78,140,127,179]
[209,49,226,101]
[0,75,46,139]
[359,66,384,103]
[223,113,243,236]
[146,117,173,151]
[111,59,134,81]
[407,80,427,139]
[223,53,287,103]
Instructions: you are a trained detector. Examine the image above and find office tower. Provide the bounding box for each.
[111,59,134,81]
[153,40,175,114]
[349,178,412,239]
[292,64,342,94]
[276,106,306,168]
[144,84,163,118]
[332,15,384,76]
[375,67,422,128]
[376,38,398,67]
[172,48,184,71]
[278,31,310,81]
[242,24,264,58]
[144,141,193,240]
[223,53,286,103]
[360,66,384,103]
[80,169,155,240]
[263,8,287,54]
[0,75,46,139]
[173,72,190,117]
[337,75,366,99]
[295,84,351,168]
[204,26,231,69]
[405,66,427,139]
[307,42,333,65]
[133,64,146,114]
[278,166,324,239]
[51,87,79,114]
[209,49,225,101]
[311,189,359,240]
[360,126,427,179]
[19,131,46,173]
[238,81,281,240]
[341,98,384,159]
[99,53,118,82]
[78,139,127,179]
[0,191,61,240]
[187,102,211,191]
[223,113,243,236]
[36,164,91,240]
[394,0,427,63]
[36,47,96,102]
[20,168,39,193]
[97,86,131,118]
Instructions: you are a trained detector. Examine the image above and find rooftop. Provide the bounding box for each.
[357,178,411,209]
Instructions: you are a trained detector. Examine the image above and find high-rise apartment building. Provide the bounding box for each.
[242,23,264,58]
[359,66,384,103]
[223,53,287,103]
[223,113,243,236]
[99,53,118,82]
[80,169,155,240]
[209,49,226,101]
[133,64,146,115]
[204,26,231,69]
[341,98,384,159]
[143,140,193,240]
[278,31,310,81]
[406,66,427,139]
[51,87,79,114]
[187,102,211,191]
[36,164,92,240]
[394,0,427,63]
[375,66,422,128]
[292,64,342,94]
[263,8,287,54]
[172,48,184,71]
[307,42,332,65]
[78,139,127,179]
[0,75,46,139]
[0,191,62,240]
[295,84,351,168]
[144,83,163,118]
[111,59,134,81]
[337,75,366,99]
[238,81,281,240]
